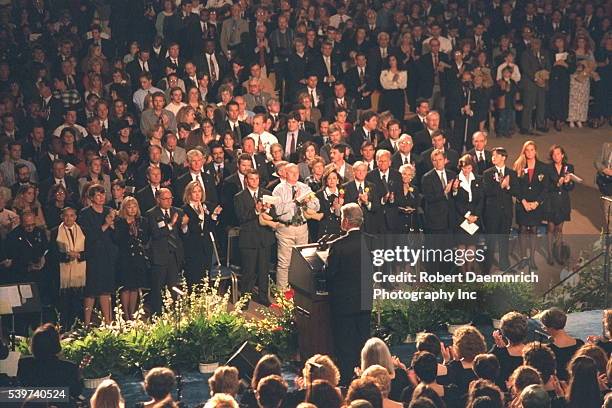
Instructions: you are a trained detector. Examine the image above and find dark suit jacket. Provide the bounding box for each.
[391,151,421,172]
[234,187,276,249]
[38,175,79,206]
[325,229,373,315]
[412,128,435,156]
[221,172,245,227]
[453,175,484,229]
[324,96,357,123]
[215,119,252,140]
[276,130,313,163]
[146,206,185,265]
[416,52,450,99]
[136,184,158,213]
[483,166,517,222]
[366,168,402,232]
[307,54,343,89]
[193,52,228,83]
[125,59,160,91]
[17,356,82,399]
[420,147,459,173]
[135,162,173,189]
[342,180,380,233]
[349,127,382,159]
[421,168,456,231]
[404,115,427,135]
[173,170,219,208]
[467,148,493,175]
[520,49,552,90]
[343,65,377,110]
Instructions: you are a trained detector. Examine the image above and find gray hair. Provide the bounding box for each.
[340,203,363,228]
[520,385,551,408]
[360,337,394,375]
[375,149,391,160]
[399,134,413,144]
[352,161,368,172]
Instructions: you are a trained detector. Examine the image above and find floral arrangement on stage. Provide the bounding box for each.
[19,279,299,378]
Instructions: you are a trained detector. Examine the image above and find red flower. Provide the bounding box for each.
[284,289,295,301]
[273,326,283,332]
[270,303,281,310]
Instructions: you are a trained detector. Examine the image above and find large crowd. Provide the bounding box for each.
[7,308,612,407]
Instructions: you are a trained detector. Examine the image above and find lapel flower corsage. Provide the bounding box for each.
[364,187,370,194]
[407,186,414,193]
[339,188,345,198]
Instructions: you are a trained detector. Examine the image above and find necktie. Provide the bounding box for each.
[309,89,315,105]
[289,133,296,154]
[169,151,174,164]
[291,185,297,199]
[163,210,171,223]
[381,174,387,188]
[209,56,217,82]
[404,156,409,165]
[253,191,257,203]
[440,171,447,189]
[241,176,246,190]
[433,53,438,68]
[478,152,483,162]
[215,165,222,184]
[154,187,159,195]
[58,179,65,188]
[67,227,75,247]
[359,68,365,82]
[95,137,102,149]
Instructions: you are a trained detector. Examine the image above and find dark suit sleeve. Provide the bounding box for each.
[422,174,447,204]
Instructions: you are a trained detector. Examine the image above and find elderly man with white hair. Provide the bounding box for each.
[272,163,320,288]
[365,149,402,233]
[391,133,421,172]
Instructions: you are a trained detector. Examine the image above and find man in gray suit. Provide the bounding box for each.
[520,38,551,135]
[161,132,187,168]
[244,78,272,111]
[140,91,176,136]
[220,4,248,58]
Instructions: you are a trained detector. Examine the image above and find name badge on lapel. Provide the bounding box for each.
[157,220,166,228]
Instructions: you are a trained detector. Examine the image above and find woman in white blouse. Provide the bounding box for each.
[379,55,408,121]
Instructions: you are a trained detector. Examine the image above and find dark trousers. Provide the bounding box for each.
[332,311,371,385]
[149,253,180,314]
[485,214,512,269]
[521,85,546,130]
[239,245,272,303]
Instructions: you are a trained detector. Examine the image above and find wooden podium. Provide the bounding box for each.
[288,244,333,359]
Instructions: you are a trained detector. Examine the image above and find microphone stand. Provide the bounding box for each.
[602,196,611,318]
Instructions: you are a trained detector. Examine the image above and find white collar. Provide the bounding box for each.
[379,169,389,177]
[325,187,338,196]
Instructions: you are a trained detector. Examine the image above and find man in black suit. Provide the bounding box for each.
[136,166,164,213]
[343,53,376,112]
[324,202,373,385]
[222,153,254,227]
[125,49,160,92]
[413,111,444,156]
[146,188,189,314]
[215,100,252,139]
[349,110,381,159]
[377,119,402,154]
[324,82,356,123]
[366,149,402,233]
[367,31,393,80]
[38,159,79,206]
[240,137,269,184]
[205,144,235,196]
[467,131,493,175]
[173,149,218,208]
[82,25,115,60]
[403,98,430,135]
[307,40,342,92]
[415,38,450,114]
[234,169,276,307]
[194,8,222,52]
[163,42,185,74]
[446,71,483,153]
[343,162,380,234]
[391,134,421,175]
[483,147,517,271]
[38,80,64,132]
[295,74,325,110]
[193,40,228,94]
[492,3,518,39]
[135,145,173,189]
[420,131,459,174]
[276,111,312,163]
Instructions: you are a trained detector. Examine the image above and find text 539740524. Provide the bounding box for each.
[0,387,69,403]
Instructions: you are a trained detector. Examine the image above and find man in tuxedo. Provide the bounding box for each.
[483,147,517,271]
[222,153,254,227]
[325,82,356,123]
[416,38,450,115]
[366,149,402,233]
[234,169,276,306]
[277,111,312,164]
[520,38,551,134]
[467,131,493,175]
[216,100,252,139]
[173,149,218,207]
[136,166,164,213]
[38,159,79,206]
[420,131,459,173]
[349,111,381,158]
[308,41,342,92]
[146,188,189,314]
[404,99,430,135]
[344,53,376,113]
[343,162,379,234]
[324,203,373,385]
[135,145,173,189]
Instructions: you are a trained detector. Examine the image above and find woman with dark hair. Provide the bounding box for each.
[548,35,574,132]
[311,168,343,240]
[490,311,529,390]
[17,323,83,401]
[305,379,342,408]
[379,55,408,121]
[546,145,575,265]
[241,355,282,408]
[185,118,217,151]
[137,367,179,408]
[80,184,118,325]
[298,141,319,181]
[539,308,584,381]
[465,379,504,408]
[512,141,549,270]
[45,184,72,229]
[445,326,487,400]
[565,356,603,408]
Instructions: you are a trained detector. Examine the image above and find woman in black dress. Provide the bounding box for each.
[539,307,584,381]
[512,141,549,270]
[114,196,150,320]
[548,35,575,132]
[490,311,529,391]
[546,145,575,265]
[452,155,484,272]
[445,326,487,406]
[80,184,118,325]
[394,163,421,233]
[181,180,222,286]
[313,168,342,240]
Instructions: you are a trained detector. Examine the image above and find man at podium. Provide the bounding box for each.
[324,202,373,385]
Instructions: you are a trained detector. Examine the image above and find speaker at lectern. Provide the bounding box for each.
[289,244,333,358]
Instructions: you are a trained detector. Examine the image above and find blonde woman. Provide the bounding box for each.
[359,337,409,401]
[176,105,200,131]
[115,196,150,320]
[90,379,124,408]
[512,141,548,269]
[362,365,403,408]
[181,181,221,286]
[11,184,46,228]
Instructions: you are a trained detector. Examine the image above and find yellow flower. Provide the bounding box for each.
[364,187,370,193]
[408,187,414,193]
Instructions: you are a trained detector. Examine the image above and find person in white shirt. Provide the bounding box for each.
[496,51,521,82]
[246,113,278,160]
[422,23,453,55]
[132,72,163,112]
[165,87,187,116]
